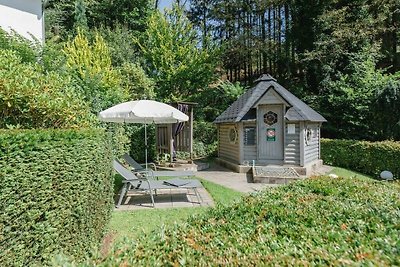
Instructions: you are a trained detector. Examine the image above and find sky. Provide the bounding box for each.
[158,0,189,11]
[158,0,173,10]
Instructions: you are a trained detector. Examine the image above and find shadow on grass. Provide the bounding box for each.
[110,173,243,242]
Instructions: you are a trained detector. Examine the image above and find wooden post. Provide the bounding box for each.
[168,124,173,163]
[189,106,194,160]
[155,125,159,155]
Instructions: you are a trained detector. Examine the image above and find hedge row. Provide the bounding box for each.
[93,177,400,266]
[321,138,400,179]
[0,129,114,266]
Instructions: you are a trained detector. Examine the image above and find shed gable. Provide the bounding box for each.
[254,87,289,106]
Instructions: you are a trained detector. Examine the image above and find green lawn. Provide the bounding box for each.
[328,166,374,180]
[109,176,242,242]
[98,174,400,266]
[109,167,374,242]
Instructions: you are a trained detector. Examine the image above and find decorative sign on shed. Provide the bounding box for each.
[214,74,327,174]
[266,128,276,141]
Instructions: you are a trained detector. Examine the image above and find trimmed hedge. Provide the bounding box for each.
[94,177,399,266]
[321,138,400,179]
[0,129,114,266]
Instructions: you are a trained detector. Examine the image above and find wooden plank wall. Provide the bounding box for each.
[243,122,257,162]
[175,125,191,152]
[284,123,300,165]
[304,123,320,165]
[156,125,170,155]
[218,124,240,164]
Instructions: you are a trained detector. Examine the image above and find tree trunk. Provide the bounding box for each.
[284,3,290,76]
[268,7,272,73]
[261,10,267,73]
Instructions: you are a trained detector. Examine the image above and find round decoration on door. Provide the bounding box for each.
[264,111,278,126]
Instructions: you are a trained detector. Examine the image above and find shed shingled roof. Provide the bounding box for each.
[214,74,327,123]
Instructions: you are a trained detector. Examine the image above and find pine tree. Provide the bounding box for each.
[74,0,88,31]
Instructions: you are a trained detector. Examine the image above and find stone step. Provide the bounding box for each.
[252,166,304,184]
[253,176,305,184]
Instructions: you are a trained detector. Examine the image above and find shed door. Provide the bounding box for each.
[257,104,284,163]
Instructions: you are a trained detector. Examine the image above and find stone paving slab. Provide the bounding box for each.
[115,187,213,211]
[198,163,332,192]
[198,164,278,193]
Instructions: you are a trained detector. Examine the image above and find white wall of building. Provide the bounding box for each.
[0,0,44,43]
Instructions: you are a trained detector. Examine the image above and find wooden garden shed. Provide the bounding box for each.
[214,74,327,174]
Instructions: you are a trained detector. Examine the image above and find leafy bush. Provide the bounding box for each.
[321,138,400,179]
[128,124,156,163]
[93,176,399,265]
[63,29,129,114]
[0,29,38,63]
[316,49,400,141]
[193,140,218,158]
[194,121,217,144]
[192,121,218,158]
[0,49,93,129]
[119,62,155,100]
[0,129,114,265]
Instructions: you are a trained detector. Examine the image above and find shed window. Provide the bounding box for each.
[244,127,256,145]
[229,127,238,144]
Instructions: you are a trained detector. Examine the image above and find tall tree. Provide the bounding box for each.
[45,0,154,38]
[137,5,218,101]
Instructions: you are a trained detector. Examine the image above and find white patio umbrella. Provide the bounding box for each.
[99,100,189,168]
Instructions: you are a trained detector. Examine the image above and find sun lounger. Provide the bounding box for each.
[122,154,195,180]
[113,160,202,208]
[122,153,157,171]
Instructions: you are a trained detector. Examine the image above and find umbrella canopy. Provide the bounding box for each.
[98,100,189,169]
[99,100,189,124]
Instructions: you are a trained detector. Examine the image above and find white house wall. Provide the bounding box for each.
[0,0,44,43]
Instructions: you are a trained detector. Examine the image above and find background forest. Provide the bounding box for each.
[46,0,400,142]
[2,0,399,156]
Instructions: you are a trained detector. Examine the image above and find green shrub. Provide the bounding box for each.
[321,138,400,179]
[194,121,217,144]
[0,29,38,63]
[128,124,156,163]
[193,140,218,158]
[193,121,218,158]
[0,49,93,129]
[0,129,114,266]
[64,29,129,114]
[92,177,399,265]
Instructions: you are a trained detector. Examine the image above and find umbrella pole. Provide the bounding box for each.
[145,123,148,170]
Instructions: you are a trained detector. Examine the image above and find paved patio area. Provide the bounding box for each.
[114,163,332,210]
[198,163,278,193]
[115,186,214,211]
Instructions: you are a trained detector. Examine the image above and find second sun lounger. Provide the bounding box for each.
[113,160,202,208]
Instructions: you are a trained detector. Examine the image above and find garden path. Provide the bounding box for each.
[198,163,278,193]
